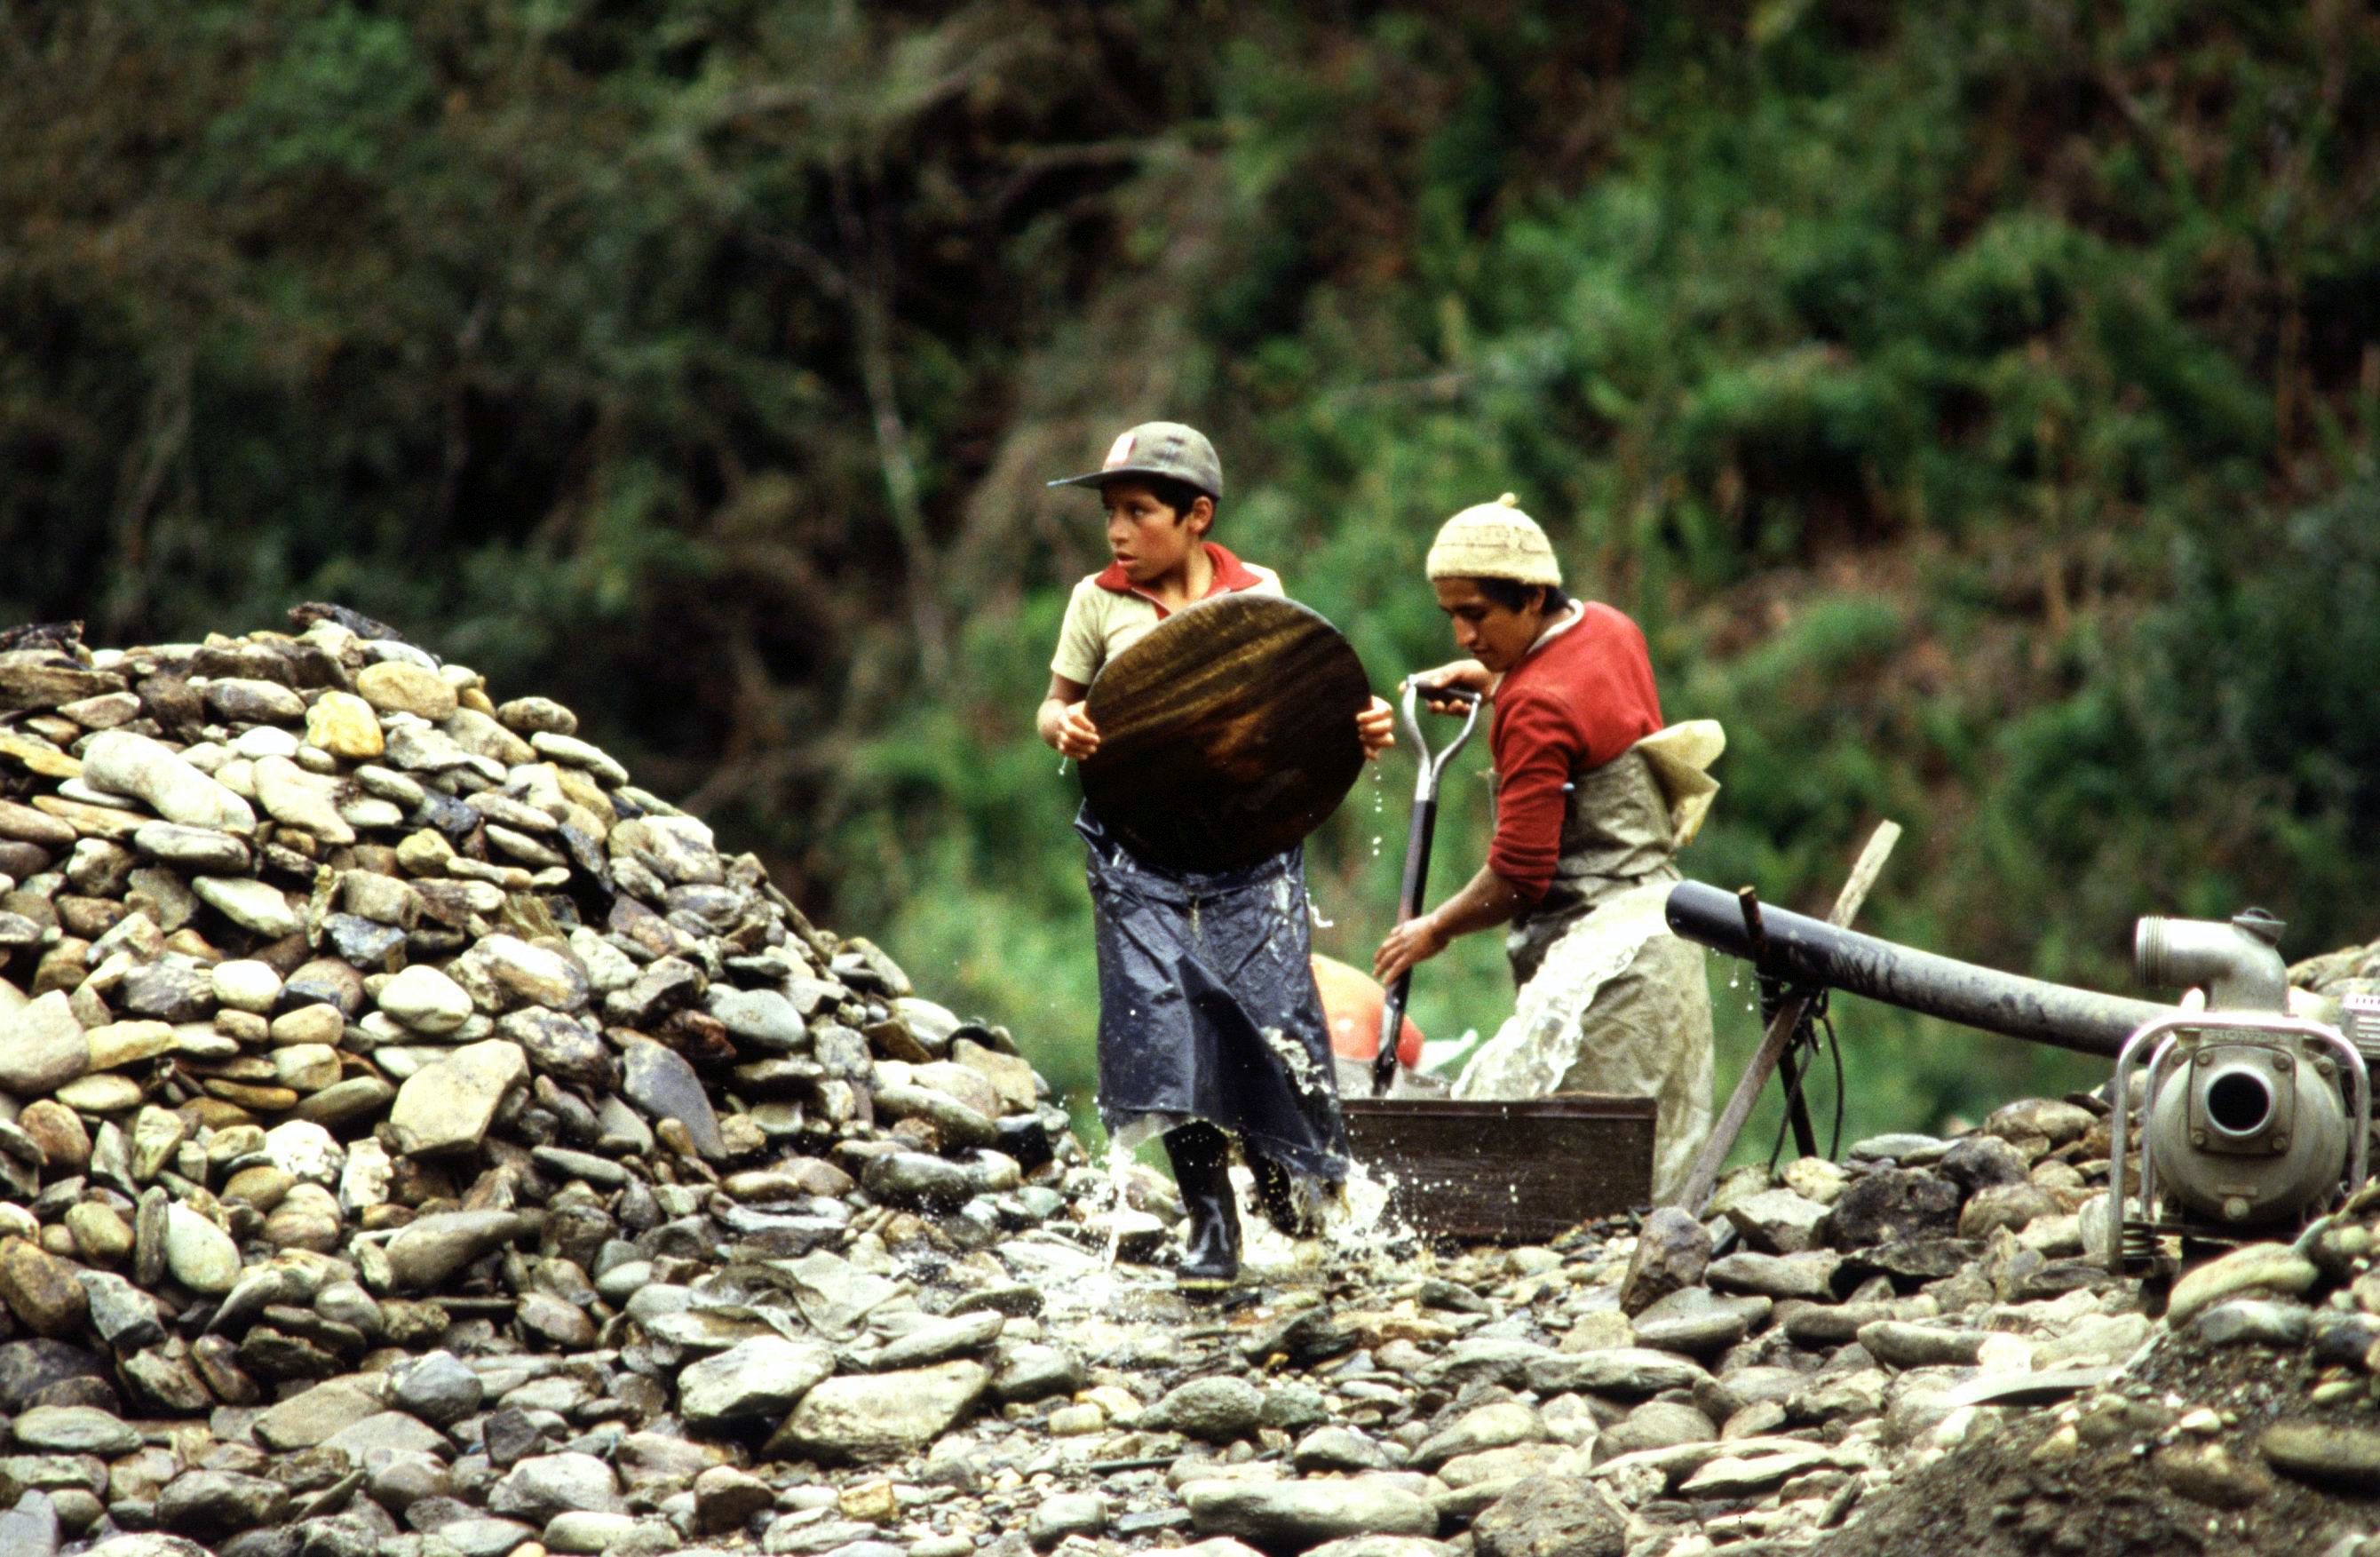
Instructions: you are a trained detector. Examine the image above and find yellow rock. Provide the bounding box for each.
[86,1021,176,1070]
[354,662,457,721]
[304,691,385,760]
[839,1480,898,1524]
[0,732,81,780]
[55,1072,147,1113]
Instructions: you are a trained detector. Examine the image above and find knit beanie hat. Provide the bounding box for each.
[1424,493,1562,588]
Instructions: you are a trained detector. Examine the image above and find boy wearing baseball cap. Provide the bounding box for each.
[1373,494,1721,1203]
[1037,421,1392,1291]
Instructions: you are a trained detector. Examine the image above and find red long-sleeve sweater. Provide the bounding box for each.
[1488,602,1664,899]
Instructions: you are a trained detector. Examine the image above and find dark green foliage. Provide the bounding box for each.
[4,0,2378,1154]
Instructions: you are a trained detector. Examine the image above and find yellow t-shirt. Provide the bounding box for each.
[1048,544,1282,684]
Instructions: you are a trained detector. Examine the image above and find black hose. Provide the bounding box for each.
[1666,879,2176,1061]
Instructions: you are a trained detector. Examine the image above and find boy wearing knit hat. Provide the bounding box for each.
[1374,495,1720,1203]
[1037,421,1394,1291]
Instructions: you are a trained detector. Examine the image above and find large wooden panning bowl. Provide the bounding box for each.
[1079,593,1369,873]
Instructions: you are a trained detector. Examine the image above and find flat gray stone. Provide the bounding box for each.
[1184,1478,1438,1553]
[678,1336,836,1428]
[768,1360,989,1466]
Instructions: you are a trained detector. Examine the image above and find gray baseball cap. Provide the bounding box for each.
[1046,421,1223,501]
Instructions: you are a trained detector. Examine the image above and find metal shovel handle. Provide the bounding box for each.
[1374,681,1481,1095]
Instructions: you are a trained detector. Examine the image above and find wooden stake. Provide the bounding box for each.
[1670,820,1902,1215]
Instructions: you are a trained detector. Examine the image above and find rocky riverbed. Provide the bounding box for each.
[2,615,2379,1557]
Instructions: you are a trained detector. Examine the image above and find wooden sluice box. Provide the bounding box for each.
[1339,1093,1656,1243]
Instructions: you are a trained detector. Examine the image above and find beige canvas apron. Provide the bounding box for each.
[1453,723,1723,1203]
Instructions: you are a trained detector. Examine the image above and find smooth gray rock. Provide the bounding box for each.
[1182,1478,1437,1553]
[160,1204,239,1296]
[678,1336,836,1427]
[1410,1402,1543,1472]
[0,994,87,1097]
[191,877,300,938]
[2261,1422,2380,1491]
[1627,1288,1769,1356]
[1468,1477,1628,1557]
[81,732,255,833]
[1703,1249,1840,1300]
[872,1311,1005,1372]
[377,965,473,1035]
[769,1360,989,1465]
[1857,1320,1987,1369]
[1141,1375,1267,1442]
[708,988,806,1051]
[156,1469,290,1539]
[1723,1189,1829,1254]
[488,1452,623,1522]
[1027,1492,1108,1551]
[380,1210,527,1292]
[2194,1299,2313,1349]
[131,822,250,874]
[619,1040,725,1159]
[391,1350,482,1427]
[12,1404,139,1456]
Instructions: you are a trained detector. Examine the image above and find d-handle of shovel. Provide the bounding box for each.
[1373,681,1482,1095]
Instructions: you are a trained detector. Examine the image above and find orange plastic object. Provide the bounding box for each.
[1312,952,1424,1068]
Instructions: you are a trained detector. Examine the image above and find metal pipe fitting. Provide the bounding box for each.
[2135,910,2289,1012]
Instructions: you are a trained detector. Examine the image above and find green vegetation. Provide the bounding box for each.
[5,2,2377,1158]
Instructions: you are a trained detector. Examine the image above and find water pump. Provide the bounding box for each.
[2109,910,2368,1272]
[1660,883,2374,1276]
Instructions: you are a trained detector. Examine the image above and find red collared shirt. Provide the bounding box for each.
[1487,602,1664,899]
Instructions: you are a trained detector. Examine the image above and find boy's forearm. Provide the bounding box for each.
[1035,697,1068,750]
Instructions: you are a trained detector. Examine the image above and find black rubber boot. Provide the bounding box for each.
[1163,1123,1242,1293]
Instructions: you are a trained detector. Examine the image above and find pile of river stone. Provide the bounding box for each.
[4,617,2380,1557]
